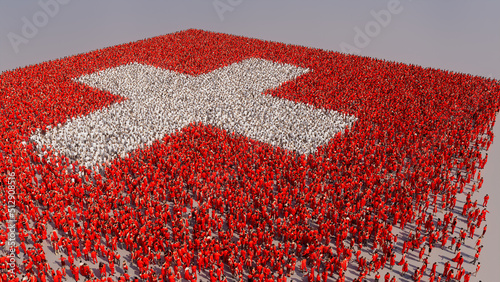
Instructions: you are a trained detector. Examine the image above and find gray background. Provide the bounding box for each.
[1,1,499,281]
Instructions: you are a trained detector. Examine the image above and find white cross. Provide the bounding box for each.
[31,58,356,168]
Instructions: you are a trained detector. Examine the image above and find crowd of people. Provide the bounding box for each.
[30,58,355,169]
[0,29,499,282]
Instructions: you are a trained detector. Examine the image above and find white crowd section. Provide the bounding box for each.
[30,58,356,168]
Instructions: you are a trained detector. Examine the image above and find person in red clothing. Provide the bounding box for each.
[68,254,74,266]
[79,262,86,278]
[443,261,450,277]
[452,251,461,263]
[419,247,426,260]
[480,224,487,238]
[184,267,191,281]
[402,262,409,278]
[99,262,106,278]
[122,260,128,273]
[454,240,461,253]
[109,261,115,276]
[397,253,406,266]
[446,269,454,282]
[457,255,464,269]
[72,265,80,281]
[469,224,476,238]
[389,254,395,270]
[374,272,380,282]
[210,268,217,282]
[91,250,97,264]
[431,262,437,276]
[307,267,315,282]
[483,194,489,207]
[301,258,307,273]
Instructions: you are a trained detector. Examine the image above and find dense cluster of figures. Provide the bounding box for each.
[30,58,355,168]
[0,29,499,282]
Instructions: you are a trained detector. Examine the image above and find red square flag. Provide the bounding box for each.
[1,29,499,281]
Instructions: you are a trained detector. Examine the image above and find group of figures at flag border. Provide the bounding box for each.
[0,29,499,282]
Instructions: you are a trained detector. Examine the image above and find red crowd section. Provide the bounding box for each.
[0,29,499,282]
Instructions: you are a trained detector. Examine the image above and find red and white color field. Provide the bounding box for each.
[0,29,499,282]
